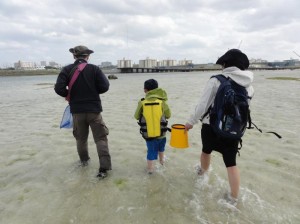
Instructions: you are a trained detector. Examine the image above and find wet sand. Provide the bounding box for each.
[0,70,299,223]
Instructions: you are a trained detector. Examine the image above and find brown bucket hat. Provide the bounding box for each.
[69,45,94,56]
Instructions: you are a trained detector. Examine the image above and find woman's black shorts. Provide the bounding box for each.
[201,124,239,167]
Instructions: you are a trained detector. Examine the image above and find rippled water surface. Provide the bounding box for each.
[0,70,299,224]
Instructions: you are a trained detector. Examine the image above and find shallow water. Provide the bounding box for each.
[0,70,299,224]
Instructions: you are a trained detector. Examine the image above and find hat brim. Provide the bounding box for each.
[69,48,94,55]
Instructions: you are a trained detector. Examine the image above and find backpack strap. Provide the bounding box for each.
[237,139,242,156]
[251,120,282,138]
[247,111,261,132]
[248,112,282,138]
[66,63,87,102]
[201,105,211,121]
[212,74,228,83]
[201,74,226,121]
[265,131,282,138]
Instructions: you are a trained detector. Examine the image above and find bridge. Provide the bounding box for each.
[117,65,300,73]
[118,65,220,73]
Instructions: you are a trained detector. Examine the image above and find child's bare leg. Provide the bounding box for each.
[159,152,164,165]
[147,160,154,173]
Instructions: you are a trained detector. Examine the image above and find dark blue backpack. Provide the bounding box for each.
[207,75,250,140]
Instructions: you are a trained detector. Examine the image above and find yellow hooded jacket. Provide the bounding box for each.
[134,88,171,139]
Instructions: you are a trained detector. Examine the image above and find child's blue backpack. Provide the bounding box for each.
[207,75,250,140]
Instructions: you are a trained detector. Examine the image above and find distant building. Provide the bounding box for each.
[100,61,113,68]
[295,59,300,66]
[47,61,61,68]
[132,63,139,68]
[14,60,36,70]
[178,59,193,66]
[160,59,177,67]
[117,58,132,68]
[40,61,47,67]
[283,59,300,66]
[139,57,157,68]
[265,59,299,68]
[249,58,268,68]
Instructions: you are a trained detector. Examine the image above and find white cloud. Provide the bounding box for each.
[0,0,299,67]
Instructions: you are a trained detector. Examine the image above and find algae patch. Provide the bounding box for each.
[114,178,127,189]
[267,77,300,81]
[265,159,281,167]
[36,83,54,85]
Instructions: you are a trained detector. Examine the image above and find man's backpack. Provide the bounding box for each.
[206,75,251,140]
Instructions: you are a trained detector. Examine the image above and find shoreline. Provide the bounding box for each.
[0,68,117,77]
[0,69,59,76]
[0,67,299,77]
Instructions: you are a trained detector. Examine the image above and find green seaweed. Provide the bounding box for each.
[121,159,129,164]
[114,178,127,189]
[266,77,300,81]
[265,159,281,167]
[35,83,54,85]
[17,195,25,202]
[7,157,31,166]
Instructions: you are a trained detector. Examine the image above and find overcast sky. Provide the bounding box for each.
[0,0,299,67]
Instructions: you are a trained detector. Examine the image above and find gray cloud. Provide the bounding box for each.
[0,0,299,67]
[237,0,300,31]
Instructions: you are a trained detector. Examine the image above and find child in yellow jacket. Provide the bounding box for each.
[134,79,171,174]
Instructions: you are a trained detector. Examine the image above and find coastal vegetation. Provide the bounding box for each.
[267,77,300,81]
[0,68,59,76]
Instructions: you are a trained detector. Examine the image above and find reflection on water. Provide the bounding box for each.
[0,71,299,223]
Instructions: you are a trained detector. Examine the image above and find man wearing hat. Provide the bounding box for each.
[185,49,254,206]
[55,45,112,179]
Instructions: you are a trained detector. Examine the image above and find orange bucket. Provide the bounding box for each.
[170,124,189,149]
